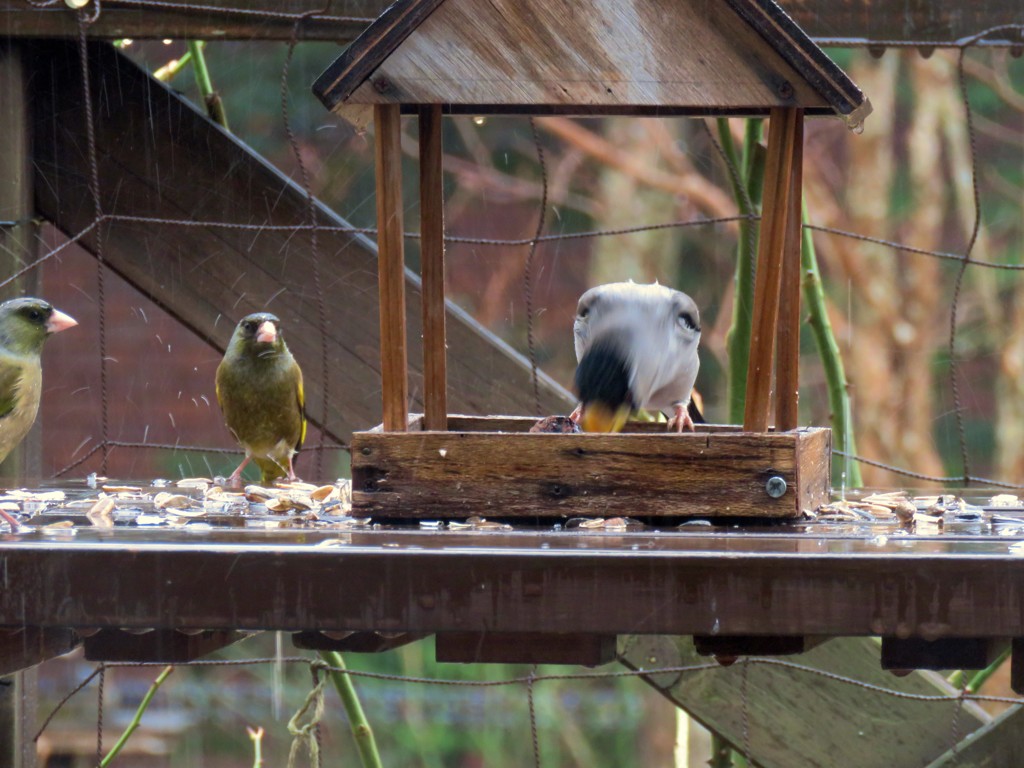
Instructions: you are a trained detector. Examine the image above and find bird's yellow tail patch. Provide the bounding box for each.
[580,402,631,433]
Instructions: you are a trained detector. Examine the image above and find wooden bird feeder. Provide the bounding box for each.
[313,0,871,519]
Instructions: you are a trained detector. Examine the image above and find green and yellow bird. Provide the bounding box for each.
[0,298,77,464]
[216,312,306,487]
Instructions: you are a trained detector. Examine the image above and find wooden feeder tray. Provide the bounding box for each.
[351,415,831,519]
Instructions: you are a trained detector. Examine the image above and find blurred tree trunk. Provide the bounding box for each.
[589,118,685,285]
[833,53,948,484]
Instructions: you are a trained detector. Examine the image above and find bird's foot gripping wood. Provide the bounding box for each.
[668,403,695,433]
[569,403,583,424]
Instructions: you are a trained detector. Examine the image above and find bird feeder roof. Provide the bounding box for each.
[313,0,871,128]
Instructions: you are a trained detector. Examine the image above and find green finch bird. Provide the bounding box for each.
[0,298,77,464]
[216,312,306,487]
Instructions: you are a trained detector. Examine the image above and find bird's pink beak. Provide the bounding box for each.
[46,309,78,334]
[255,320,277,344]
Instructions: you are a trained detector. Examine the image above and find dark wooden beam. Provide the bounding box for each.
[26,40,573,447]
[1,1,1020,45]
[692,634,824,658]
[0,628,80,676]
[881,637,1008,671]
[436,632,617,666]
[83,629,246,662]
[4,528,1024,638]
[0,0,387,42]
[292,630,426,653]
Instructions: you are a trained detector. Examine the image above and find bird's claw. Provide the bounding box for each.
[569,403,583,424]
[667,404,695,433]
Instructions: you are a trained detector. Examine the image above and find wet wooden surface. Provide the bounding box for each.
[316,0,837,116]
[1,1,1020,45]
[351,421,831,518]
[2,519,1024,638]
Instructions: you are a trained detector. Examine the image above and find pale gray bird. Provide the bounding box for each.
[571,281,701,432]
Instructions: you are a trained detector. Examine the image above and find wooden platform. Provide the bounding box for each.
[3,515,1024,643]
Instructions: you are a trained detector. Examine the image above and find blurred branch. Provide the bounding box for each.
[320,651,383,768]
[961,53,1024,113]
[535,116,737,220]
[802,199,862,487]
[100,666,174,767]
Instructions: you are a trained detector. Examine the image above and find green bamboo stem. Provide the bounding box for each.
[722,119,764,423]
[153,46,196,82]
[187,40,229,129]
[320,651,384,768]
[800,199,863,488]
[967,647,1011,693]
[100,665,174,767]
[247,725,265,767]
[709,733,734,768]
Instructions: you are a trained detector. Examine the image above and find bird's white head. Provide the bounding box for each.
[573,281,701,427]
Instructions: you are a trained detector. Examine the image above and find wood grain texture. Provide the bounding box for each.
[3,0,1023,45]
[418,104,447,431]
[351,419,830,517]
[331,0,833,114]
[774,117,804,432]
[620,636,989,768]
[27,41,572,446]
[926,704,1024,767]
[374,104,410,431]
[794,422,831,511]
[744,107,801,432]
[313,0,446,110]
[725,0,871,125]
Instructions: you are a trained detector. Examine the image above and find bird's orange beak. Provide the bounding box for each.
[256,320,277,344]
[46,309,77,334]
[580,402,631,433]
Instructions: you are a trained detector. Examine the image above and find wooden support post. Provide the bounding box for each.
[743,107,802,432]
[374,104,409,431]
[774,115,804,431]
[0,42,41,478]
[418,104,447,431]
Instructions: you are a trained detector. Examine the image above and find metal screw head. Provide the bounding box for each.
[65,0,90,8]
[765,476,787,498]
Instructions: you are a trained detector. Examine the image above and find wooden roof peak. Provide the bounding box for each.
[313,0,871,127]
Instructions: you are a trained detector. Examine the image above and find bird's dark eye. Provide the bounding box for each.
[578,307,589,319]
[28,310,43,322]
[243,321,256,333]
[678,312,699,332]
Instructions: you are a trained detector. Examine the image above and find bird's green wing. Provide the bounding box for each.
[0,361,23,420]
